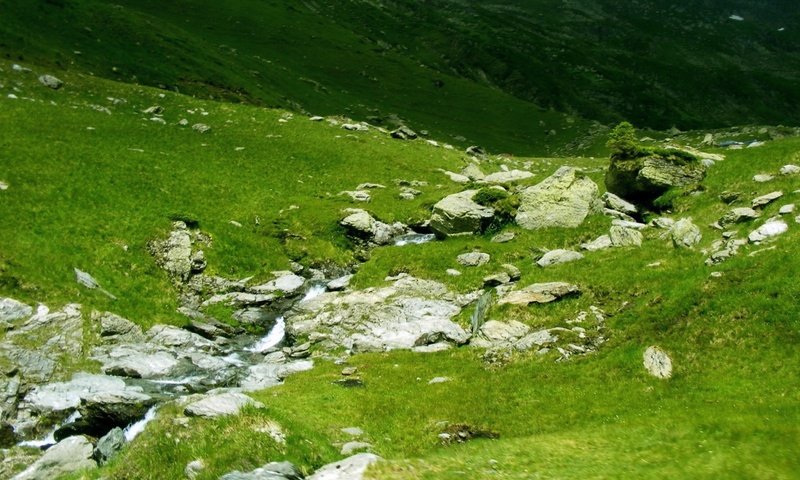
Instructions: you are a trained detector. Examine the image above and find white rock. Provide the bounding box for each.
[779,204,795,215]
[643,346,672,379]
[457,252,490,267]
[780,164,800,175]
[428,377,451,384]
[536,249,584,267]
[0,297,33,322]
[184,392,264,417]
[752,191,783,209]
[307,453,382,480]
[753,174,774,183]
[748,220,788,243]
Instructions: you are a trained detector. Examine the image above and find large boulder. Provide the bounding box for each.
[14,435,97,480]
[430,190,495,237]
[340,209,407,246]
[184,391,264,418]
[515,167,599,229]
[605,150,705,205]
[498,282,580,306]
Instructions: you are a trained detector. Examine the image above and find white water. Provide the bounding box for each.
[394,233,436,246]
[18,411,82,448]
[245,316,286,353]
[301,284,326,303]
[124,406,158,442]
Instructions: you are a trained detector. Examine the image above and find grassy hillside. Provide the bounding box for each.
[2,56,800,479]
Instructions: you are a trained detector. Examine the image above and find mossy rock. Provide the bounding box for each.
[605,151,705,206]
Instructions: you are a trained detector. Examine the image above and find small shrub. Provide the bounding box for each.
[473,187,509,206]
[607,121,639,159]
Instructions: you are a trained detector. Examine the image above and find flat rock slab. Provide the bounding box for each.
[307,453,382,480]
[537,249,584,267]
[498,282,580,305]
[752,191,783,209]
[14,435,96,480]
[0,297,32,322]
[220,461,303,480]
[748,220,788,243]
[184,392,264,417]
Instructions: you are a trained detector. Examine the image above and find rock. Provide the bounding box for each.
[515,329,559,351]
[94,345,179,379]
[14,436,96,480]
[581,235,612,251]
[184,392,264,417]
[21,373,135,414]
[340,209,406,246]
[748,220,788,243]
[446,269,461,276]
[341,427,364,437]
[536,249,583,267]
[719,191,741,204]
[148,222,207,282]
[220,461,303,480]
[490,232,515,243]
[0,297,32,323]
[780,164,800,175]
[341,366,358,376]
[327,275,354,291]
[95,312,144,342]
[443,171,471,184]
[465,146,486,157]
[669,218,702,248]
[516,167,599,229]
[501,264,521,281]
[341,441,372,455]
[342,123,368,131]
[192,123,211,133]
[753,174,774,183]
[720,207,761,226]
[498,282,580,306]
[0,180,8,191]
[651,217,676,229]
[72,390,155,438]
[430,190,494,237]
[390,126,417,140]
[251,273,305,296]
[472,320,530,348]
[142,105,163,115]
[94,427,125,465]
[601,192,638,216]
[483,272,511,287]
[609,226,643,247]
[0,422,19,448]
[605,151,705,204]
[307,453,382,480]
[428,377,450,384]
[457,252,490,267]
[480,170,534,184]
[147,324,216,352]
[752,191,783,209]
[643,346,672,379]
[611,219,647,230]
[398,187,421,200]
[460,164,486,181]
[339,190,371,202]
[37,74,64,89]
[779,204,795,215]
[185,460,205,480]
[286,275,474,352]
[240,359,314,392]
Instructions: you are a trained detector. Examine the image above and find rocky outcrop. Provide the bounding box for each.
[605,151,705,204]
[340,209,407,246]
[536,249,584,267]
[515,167,599,229]
[148,221,210,283]
[220,461,303,480]
[498,282,580,306]
[430,190,495,237]
[286,275,478,352]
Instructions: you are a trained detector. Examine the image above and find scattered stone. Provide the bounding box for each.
[490,232,515,243]
[601,192,638,216]
[341,441,372,455]
[341,366,358,376]
[498,282,580,306]
[483,272,511,287]
[753,174,774,183]
[780,164,800,175]
[465,146,486,158]
[339,190,371,202]
[516,167,600,229]
[442,171,471,184]
[438,423,499,445]
[480,170,534,184]
[391,126,417,140]
[501,264,521,281]
[74,268,116,299]
[184,460,205,480]
[719,191,741,204]
[669,218,702,248]
[460,164,486,181]
[457,252,490,267]
[342,123,368,131]
[472,320,530,348]
[307,453,382,480]
[340,209,406,246]
[721,207,761,226]
[184,392,264,417]
[398,187,421,200]
[309,116,324,121]
[38,74,64,89]
[327,275,354,291]
[752,191,783,209]
[430,190,494,237]
[94,427,125,465]
[428,377,450,384]
[748,220,789,243]
[446,269,462,276]
[651,217,676,229]
[581,235,612,251]
[334,378,365,388]
[611,219,648,230]
[606,150,705,204]
[0,181,8,191]
[342,427,364,437]
[643,346,673,379]
[779,204,795,215]
[220,461,302,480]
[536,249,584,267]
[192,123,211,133]
[0,297,32,323]
[14,436,96,480]
[609,226,643,247]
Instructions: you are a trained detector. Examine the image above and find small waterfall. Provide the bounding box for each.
[301,284,326,303]
[394,233,436,246]
[124,406,158,442]
[18,411,82,448]
[245,316,286,353]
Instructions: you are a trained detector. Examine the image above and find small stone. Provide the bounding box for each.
[501,264,521,281]
[483,272,511,287]
[498,282,580,306]
[643,346,672,379]
[192,123,211,133]
[719,191,741,204]
[779,204,795,215]
[752,191,783,209]
[307,453,382,480]
[721,207,761,225]
[780,164,800,175]
[341,366,358,376]
[38,74,64,89]
[457,252,490,267]
[185,459,205,480]
[536,249,584,267]
[446,269,462,276]
[0,181,8,191]
[581,234,612,251]
[491,232,515,243]
[710,272,723,278]
[748,220,788,243]
[753,174,774,183]
[428,377,450,384]
[609,226,643,247]
[341,427,364,437]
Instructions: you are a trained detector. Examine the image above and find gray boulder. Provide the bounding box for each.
[184,391,264,417]
[148,222,208,282]
[643,346,672,379]
[601,191,638,216]
[307,453,382,480]
[0,298,32,323]
[752,191,783,209]
[37,74,64,89]
[581,235,612,251]
[748,220,788,243]
[669,218,702,248]
[516,167,599,229]
[94,427,125,465]
[430,190,494,237]
[456,252,490,267]
[340,209,406,246]
[609,226,642,247]
[480,170,534,184]
[780,164,800,175]
[498,282,580,306]
[536,249,584,267]
[14,436,96,480]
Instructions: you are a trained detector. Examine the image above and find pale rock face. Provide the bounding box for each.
[430,190,495,237]
[480,169,534,184]
[643,346,673,379]
[516,166,600,229]
[14,435,97,480]
[536,249,584,267]
[748,220,788,243]
[183,392,264,417]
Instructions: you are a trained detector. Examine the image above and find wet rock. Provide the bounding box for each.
[536,249,583,267]
[94,345,179,379]
[184,391,264,417]
[307,453,382,480]
[516,166,599,229]
[14,435,96,480]
[457,252,490,267]
[430,190,494,237]
[643,346,672,379]
[498,282,580,306]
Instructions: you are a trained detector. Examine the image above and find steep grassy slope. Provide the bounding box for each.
[0,0,592,156]
[3,58,800,479]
